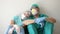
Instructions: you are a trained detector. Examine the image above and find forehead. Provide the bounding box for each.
[32,8,39,11]
[33,8,39,9]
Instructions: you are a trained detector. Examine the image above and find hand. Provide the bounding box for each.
[23,19,34,25]
[8,27,14,34]
[46,17,56,23]
[13,25,20,34]
[10,20,15,26]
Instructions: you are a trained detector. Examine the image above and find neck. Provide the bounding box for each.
[34,14,39,18]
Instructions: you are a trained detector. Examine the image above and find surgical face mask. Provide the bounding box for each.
[21,14,27,20]
[31,9,38,15]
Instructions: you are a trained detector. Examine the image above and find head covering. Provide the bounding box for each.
[31,4,39,10]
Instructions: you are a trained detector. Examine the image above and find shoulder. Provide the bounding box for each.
[39,14,48,17]
[13,14,21,20]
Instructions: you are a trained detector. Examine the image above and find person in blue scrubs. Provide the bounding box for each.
[5,11,32,34]
[23,4,56,34]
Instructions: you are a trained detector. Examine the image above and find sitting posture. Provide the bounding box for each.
[6,4,56,34]
[7,11,31,34]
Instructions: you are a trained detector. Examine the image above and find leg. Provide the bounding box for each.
[14,25,25,34]
[24,26,29,34]
[13,25,20,34]
[27,23,38,34]
[20,27,25,34]
[5,26,13,34]
[8,27,14,34]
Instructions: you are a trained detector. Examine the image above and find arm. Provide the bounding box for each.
[23,19,34,25]
[46,17,56,23]
[40,14,56,23]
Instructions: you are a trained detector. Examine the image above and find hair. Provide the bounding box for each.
[24,11,32,16]
[30,4,39,10]
[31,6,39,10]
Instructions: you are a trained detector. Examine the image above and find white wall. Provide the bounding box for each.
[0,0,60,34]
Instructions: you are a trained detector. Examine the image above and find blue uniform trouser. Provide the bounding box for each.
[5,25,25,34]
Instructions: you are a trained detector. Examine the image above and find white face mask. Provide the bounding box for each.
[31,9,38,15]
[21,11,31,20]
[21,14,27,20]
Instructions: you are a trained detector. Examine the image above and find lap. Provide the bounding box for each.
[27,23,44,34]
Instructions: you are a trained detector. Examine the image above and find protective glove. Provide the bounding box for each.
[34,17,46,28]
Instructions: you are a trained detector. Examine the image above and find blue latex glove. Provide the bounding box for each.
[34,17,46,28]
